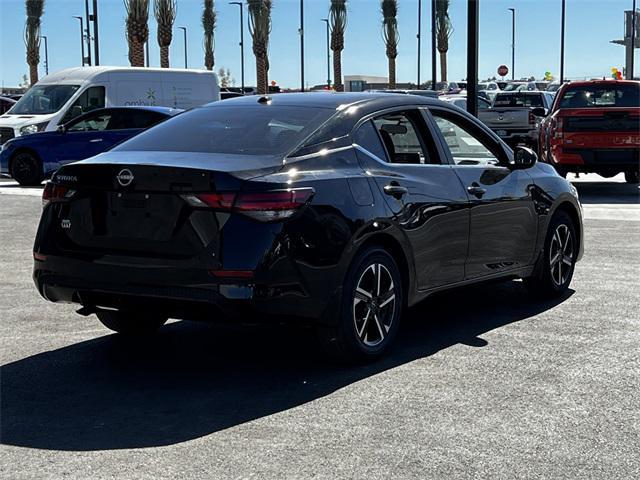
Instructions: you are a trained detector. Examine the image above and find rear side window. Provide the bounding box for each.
[114,105,335,156]
[559,84,640,108]
[494,93,544,107]
[354,120,388,161]
[371,110,438,165]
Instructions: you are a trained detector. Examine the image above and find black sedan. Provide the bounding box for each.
[33,93,584,361]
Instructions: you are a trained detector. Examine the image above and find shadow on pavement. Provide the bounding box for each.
[0,281,573,451]
[573,181,639,205]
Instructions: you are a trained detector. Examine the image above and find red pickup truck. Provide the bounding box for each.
[539,80,639,183]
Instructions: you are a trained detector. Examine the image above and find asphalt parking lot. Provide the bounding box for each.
[0,174,638,480]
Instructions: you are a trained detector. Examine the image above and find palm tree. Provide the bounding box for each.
[381,0,398,89]
[202,0,216,71]
[24,0,45,86]
[154,0,176,68]
[247,0,272,94]
[435,0,453,82]
[125,0,150,67]
[329,0,347,92]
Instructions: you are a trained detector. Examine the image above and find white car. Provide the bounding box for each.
[0,67,220,145]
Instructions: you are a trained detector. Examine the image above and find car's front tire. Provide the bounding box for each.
[96,310,167,335]
[10,151,43,186]
[524,210,577,298]
[317,247,403,363]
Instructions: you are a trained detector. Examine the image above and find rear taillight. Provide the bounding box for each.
[181,188,314,222]
[42,182,75,208]
[528,111,535,125]
[552,117,564,140]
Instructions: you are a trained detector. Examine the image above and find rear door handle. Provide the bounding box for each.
[384,184,408,199]
[467,184,487,198]
[89,138,103,143]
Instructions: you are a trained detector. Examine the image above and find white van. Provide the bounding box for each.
[0,66,219,143]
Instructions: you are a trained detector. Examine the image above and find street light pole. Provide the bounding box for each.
[631,0,637,79]
[417,0,422,87]
[321,18,330,89]
[560,0,566,83]
[178,26,187,69]
[73,16,85,66]
[300,0,305,91]
[509,7,515,80]
[41,35,49,75]
[84,0,92,66]
[431,0,436,89]
[467,0,479,117]
[229,2,245,92]
[92,0,100,65]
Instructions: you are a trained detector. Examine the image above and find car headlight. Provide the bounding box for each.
[20,121,49,135]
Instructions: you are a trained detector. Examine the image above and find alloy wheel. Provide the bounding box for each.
[352,263,396,347]
[549,224,574,287]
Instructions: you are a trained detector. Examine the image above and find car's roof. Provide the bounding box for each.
[559,79,639,88]
[204,92,440,111]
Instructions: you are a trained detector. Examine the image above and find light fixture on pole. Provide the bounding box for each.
[321,18,330,90]
[84,0,92,66]
[509,7,515,80]
[73,16,85,66]
[229,2,245,93]
[41,35,49,75]
[178,26,188,69]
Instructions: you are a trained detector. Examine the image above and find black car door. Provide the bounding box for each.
[353,108,469,290]
[427,107,538,279]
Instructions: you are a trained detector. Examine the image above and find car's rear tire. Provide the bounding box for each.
[96,310,167,335]
[10,151,43,186]
[317,247,403,363]
[524,210,577,298]
[624,170,639,184]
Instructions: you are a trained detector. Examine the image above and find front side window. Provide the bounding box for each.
[67,112,112,132]
[61,86,106,123]
[431,111,502,166]
[372,111,434,165]
[10,84,80,115]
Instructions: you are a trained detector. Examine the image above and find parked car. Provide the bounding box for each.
[367,89,439,98]
[539,80,640,183]
[33,92,583,362]
[221,90,245,100]
[477,81,501,101]
[439,94,492,113]
[504,81,538,92]
[0,106,181,185]
[0,66,218,145]
[0,96,16,115]
[482,91,555,150]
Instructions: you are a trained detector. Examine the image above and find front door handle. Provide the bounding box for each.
[467,184,487,198]
[89,138,103,143]
[384,183,409,199]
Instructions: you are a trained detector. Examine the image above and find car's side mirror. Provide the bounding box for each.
[56,125,66,134]
[511,146,537,170]
[531,107,547,117]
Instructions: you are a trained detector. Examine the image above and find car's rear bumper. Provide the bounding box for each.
[551,146,640,171]
[33,254,339,325]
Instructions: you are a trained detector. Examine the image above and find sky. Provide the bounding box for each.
[0,0,637,89]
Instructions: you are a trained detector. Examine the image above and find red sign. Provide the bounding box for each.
[498,65,509,77]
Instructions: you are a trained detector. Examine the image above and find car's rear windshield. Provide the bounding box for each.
[114,105,336,156]
[493,93,544,107]
[559,84,640,108]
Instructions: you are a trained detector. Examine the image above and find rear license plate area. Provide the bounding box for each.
[107,192,178,240]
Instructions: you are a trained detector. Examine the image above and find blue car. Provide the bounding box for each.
[0,106,182,185]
